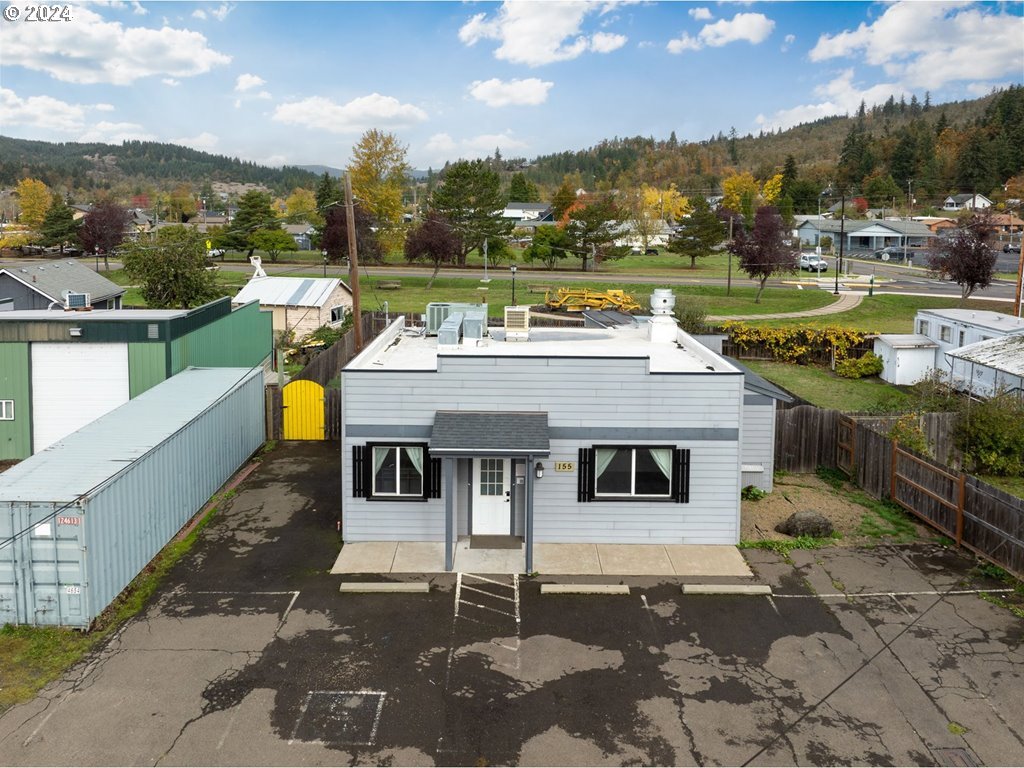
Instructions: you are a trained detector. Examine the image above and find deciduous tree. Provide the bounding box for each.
[349,129,408,251]
[285,188,321,227]
[15,178,49,232]
[926,214,997,304]
[404,212,462,288]
[321,203,381,264]
[39,194,79,253]
[79,201,130,269]
[122,226,220,309]
[721,172,759,216]
[668,196,725,269]
[729,206,795,303]
[430,159,513,265]
[551,179,577,220]
[523,224,573,270]
[250,228,298,263]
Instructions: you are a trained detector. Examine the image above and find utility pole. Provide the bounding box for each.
[345,173,363,352]
[727,214,734,296]
[1016,240,1024,319]
[834,190,845,296]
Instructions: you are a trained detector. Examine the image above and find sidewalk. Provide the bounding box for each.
[709,290,863,322]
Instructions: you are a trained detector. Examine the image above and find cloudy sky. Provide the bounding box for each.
[2,1,1022,170]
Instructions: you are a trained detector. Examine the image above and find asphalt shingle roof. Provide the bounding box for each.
[0,260,124,303]
[429,411,550,455]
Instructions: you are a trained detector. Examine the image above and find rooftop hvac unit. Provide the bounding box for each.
[504,306,530,342]
[425,303,453,335]
[64,292,91,310]
[462,310,487,342]
[437,312,465,346]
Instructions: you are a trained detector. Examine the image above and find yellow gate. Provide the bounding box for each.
[282,380,325,440]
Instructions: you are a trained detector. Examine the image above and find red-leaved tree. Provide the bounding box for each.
[728,206,796,303]
[927,214,997,304]
[79,201,130,270]
[404,212,462,288]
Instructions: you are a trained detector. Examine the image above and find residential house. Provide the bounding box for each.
[911,217,958,236]
[796,218,933,253]
[502,202,553,224]
[876,308,1024,393]
[984,213,1024,236]
[284,223,316,251]
[942,194,993,212]
[340,291,789,572]
[0,297,272,459]
[0,260,125,310]
[612,220,675,251]
[946,336,1024,399]
[232,276,352,340]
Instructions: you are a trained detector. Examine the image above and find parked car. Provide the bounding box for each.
[1004,242,1020,253]
[798,254,829,272]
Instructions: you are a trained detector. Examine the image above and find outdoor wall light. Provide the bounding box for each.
[535,461,544,479]
[68,327,82,337]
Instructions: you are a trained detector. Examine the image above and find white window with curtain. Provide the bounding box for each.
[594,447,672,497]
[372,445,424,496]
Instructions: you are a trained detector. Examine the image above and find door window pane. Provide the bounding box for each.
[480,458,504,496]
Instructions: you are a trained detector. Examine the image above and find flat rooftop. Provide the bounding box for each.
[347,317,740,375]
[0,308,188,321]
[919,308,1024,334]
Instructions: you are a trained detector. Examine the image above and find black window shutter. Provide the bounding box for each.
[425,455,441,499]
[352,445,368,498]
[578,447,594,502]
[673,448,690,503]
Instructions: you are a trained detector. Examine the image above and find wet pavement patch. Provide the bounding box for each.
[291,691,386,746]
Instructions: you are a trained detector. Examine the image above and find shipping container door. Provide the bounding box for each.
[32,343,130,453]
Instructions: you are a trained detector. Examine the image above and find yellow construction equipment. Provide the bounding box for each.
[544,287,642,313]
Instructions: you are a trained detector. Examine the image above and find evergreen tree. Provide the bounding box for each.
[781,155,798,199]
[314,172,341,213]
[429,159,513,265]
[39,194,79,253]
[223,190,279,256]
[508,172,540,203]
[728,127,739,164]
[667,196,725,269]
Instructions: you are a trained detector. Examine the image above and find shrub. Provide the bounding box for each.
[835,351,884,378]
[887,413,930,456]
[741,484,767,501]
[955,393,1024,476]
[674,297,709,334]
[723,323,872,364]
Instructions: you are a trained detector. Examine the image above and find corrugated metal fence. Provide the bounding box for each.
[776,405,1024,579]
[265,312,390,441]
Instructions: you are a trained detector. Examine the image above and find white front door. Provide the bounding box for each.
[473,458,511,535]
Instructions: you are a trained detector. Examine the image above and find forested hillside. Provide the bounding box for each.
[0,138,318,195]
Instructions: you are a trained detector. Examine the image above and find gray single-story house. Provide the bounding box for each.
[0,260,124,311]
[340,292,789,571]
[796,218,933,253]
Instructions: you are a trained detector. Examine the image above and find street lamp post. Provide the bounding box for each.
[321,249,328,278]
[834,190,846,296]
[510,263,518,305]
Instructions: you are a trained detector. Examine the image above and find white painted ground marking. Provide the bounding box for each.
[188,590,300,636]
[773,588,1016,599]
[460,584,515,603]
[276,591,301,635]
[288,690,386,746]
[456,598,517,618]
[216,704,241,750]
[889,593,913,617]
[766,595,781,615]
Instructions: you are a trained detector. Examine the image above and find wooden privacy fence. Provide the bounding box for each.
[265,312,390,441]
[775,404,1024,579]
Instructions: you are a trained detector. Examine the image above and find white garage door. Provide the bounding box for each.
[32,343,130,452]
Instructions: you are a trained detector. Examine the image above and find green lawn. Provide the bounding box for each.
[357,276,836,318]
[745,294,1014,334]
[980,475,1024,500]
[106,267,251,308]
[742,360,910,412]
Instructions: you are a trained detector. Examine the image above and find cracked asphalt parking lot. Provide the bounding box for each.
[0,441,1021,766]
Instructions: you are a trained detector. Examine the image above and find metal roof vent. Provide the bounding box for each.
[647,289,678,343]
[651,288,676,315]
[504,306,530,342]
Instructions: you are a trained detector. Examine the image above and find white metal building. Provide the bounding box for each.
[945,336,1024,398]
[874,334,939,386]
[232,276,353,339]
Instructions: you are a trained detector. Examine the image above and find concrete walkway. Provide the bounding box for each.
[709,289,863,322]
[331,540,753,578]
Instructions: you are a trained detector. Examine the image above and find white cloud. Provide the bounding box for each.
[755,69,902,132]
[966,81,1012,98]
[469,77,554,107]
[272,93,428,133]
[423,131,528,164]
[162,78,180,86]
[211,3,234,22]
[458,2,628,66]
[78,121,156,143]
[689,7,712,21]
[668,11,774,54]
[192,9,207,20]
[172,131,220,151]
[235,73,266,92]
[93,103,116,112]
[781,33,795,52]
[699,12,774,46]
[130,1,146,15]
[2,6,231,85]
[809,2,1024,90]
[667,33,701,54]
[1,88,85,132]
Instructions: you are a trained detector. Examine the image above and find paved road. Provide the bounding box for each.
[1,441,1021,766]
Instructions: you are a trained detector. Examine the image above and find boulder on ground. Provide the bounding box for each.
[775,511,834,538]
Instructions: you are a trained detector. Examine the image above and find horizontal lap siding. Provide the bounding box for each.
[742,403,775,492]
[342,356,742,544]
